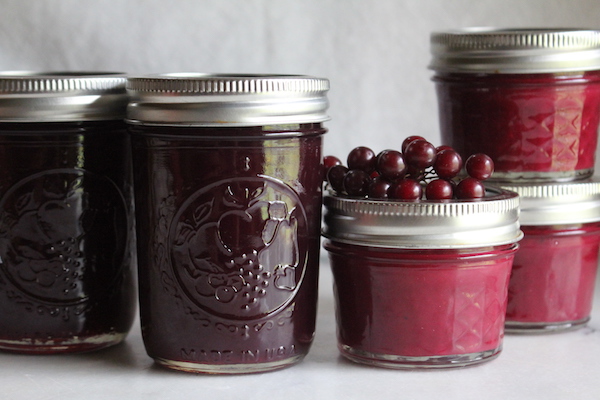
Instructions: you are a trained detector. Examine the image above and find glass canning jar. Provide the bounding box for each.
[0,72,136,353]
[430,28,600,183]
[501,179,600,333]
[126,74,329,374]
[322,188,522,369]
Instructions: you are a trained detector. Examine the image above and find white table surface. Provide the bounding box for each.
[1,257,600,400]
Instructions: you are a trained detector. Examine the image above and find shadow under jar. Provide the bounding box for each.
[430,28,600,183]
[501,179,600,333]
[0,72,136,354]
[322,188,523,369]
[126,74,329,374]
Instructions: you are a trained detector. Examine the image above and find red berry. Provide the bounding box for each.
[323,155,342,182]
[435,145,454,153]
[401,135,426,154]
[455,177,485,199]
[324,155,342,170]
[347,146,377,173]
[404,139,437,170]
[425,179,454,200]
[433,148,463,180]
[327,164,348,193]
[368,176,392,199]
[343,169,371,197]
[376,149,407,181]
[389,178,423,200]
[465,153,494,181]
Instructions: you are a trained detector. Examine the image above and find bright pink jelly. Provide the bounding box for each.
[326,242,518,368]
[434,71,600,182]
[322,189,521,369]
[506,223,600,332]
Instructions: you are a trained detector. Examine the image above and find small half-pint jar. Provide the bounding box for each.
[322,188,522,369]
[0,72,136,353]
[430,28,600,183]
[501,179,600,333]
[127,74,329,374]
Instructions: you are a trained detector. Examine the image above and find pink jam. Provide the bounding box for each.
[434,71,600,181]
[506,223,600,331]
[325,242,518,368]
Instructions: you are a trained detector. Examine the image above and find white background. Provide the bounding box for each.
[1,0,600,157]
[2,1,600,399]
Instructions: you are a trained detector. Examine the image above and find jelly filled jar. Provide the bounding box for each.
[501,180,600,333]
[430,28,600,183]
[126,74,329,374]
[0,72,136,353]
[322,188,522,369]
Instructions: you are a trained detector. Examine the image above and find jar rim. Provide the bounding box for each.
[501,179,600,225]
[126,73,330,127]
[0,71,127,122]
[429,28,600,74]
[322,187,523,249]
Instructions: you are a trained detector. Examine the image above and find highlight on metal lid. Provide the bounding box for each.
[501,179,600,226]
[429,28,600,73]
[322,187,522,249]
[0,71,127,122]
[126,73,330,127]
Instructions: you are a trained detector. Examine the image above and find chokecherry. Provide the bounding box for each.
[404,139,437,170]
[343,169,371,197]
[347,146,377,173]
[465,153,494,181]
[425,179,454,200]
[376,149,407,181]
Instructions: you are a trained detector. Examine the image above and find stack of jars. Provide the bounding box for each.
[430,28,600,333]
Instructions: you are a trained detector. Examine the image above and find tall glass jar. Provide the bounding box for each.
[0,72,136,353]
[126,74,329,374]
[501,179,600,332]
[430,28,600,183]
[322,188,522,369]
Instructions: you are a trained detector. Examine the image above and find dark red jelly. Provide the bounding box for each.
[506,223,600,332]
[130,124,324,373]
[0,122,136,353]
[127,74,330,373]
[434,72,600,181]
[0,72,135,354]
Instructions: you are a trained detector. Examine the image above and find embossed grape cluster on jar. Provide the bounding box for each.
[325,136,494,200]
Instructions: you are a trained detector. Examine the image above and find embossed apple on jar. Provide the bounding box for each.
[170,178,306,320]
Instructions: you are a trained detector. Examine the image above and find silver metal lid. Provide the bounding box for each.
[430,28,600,73]
[0,72,127,122]
[501,179,600,225]
[126,73,330,126]
[322,187,522,249]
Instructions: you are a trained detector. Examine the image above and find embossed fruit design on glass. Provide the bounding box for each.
[127,74,329,374]
[430,28,600,182]
[0,72,136,353]
[322,187,522,369]
[501,180,600,332]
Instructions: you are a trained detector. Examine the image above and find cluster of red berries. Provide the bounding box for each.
[324,136,494,200]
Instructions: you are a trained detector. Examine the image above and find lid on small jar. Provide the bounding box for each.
[501,179,600,226]
[0,72,127,122]
[126,73,330,127]
[322,187,522,249]
[429,28,600,73]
